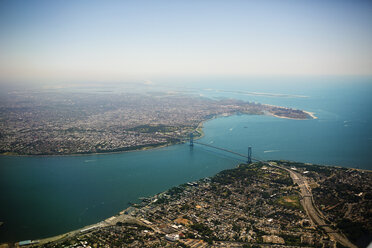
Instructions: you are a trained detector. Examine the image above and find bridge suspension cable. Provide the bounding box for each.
[189,133,256,163]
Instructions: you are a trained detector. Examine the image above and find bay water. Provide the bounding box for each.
[0,77,371,242]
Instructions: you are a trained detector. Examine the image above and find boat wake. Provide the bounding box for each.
[264,150,280,153]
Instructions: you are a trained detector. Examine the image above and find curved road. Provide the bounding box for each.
[268,162,357,248]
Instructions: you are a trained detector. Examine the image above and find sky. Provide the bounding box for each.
[0,0,371,84]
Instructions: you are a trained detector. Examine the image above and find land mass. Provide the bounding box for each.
[0,91,314,156]
[10,161,370,248]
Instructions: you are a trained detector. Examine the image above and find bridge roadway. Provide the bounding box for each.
[193,141,259,161]
[190,140,357,248]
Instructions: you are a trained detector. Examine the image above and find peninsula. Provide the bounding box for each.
[0,91,314,156]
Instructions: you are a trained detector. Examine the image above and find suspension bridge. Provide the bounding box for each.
[187,133,356,248]
[188,132,257,164]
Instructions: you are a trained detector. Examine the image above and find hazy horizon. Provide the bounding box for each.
[1,0,372,85]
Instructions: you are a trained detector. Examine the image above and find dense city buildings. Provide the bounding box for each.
[15,161,370,248]
[0,91,312,155]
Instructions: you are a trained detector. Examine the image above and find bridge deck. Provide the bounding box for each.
[193,141,259,162]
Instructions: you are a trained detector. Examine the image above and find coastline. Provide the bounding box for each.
[268,111,317,120]
[15,160,369,247]
[0,142,175,158]
[268,113,302,120]
[263,103,317,120]
[0,108,315,157]
[303,110,318,119]
[21,162,243,247]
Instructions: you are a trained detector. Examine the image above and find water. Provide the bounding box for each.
[181,76,372,167]
[0,146,240,242]
[1,76,371,242]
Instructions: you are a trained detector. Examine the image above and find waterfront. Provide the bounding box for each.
[1,78,372,242]
[0,142,241,242]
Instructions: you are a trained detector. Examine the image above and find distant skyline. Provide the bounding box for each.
[0,0,372,84]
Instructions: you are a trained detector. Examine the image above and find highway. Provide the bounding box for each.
[187,140,357,247]
[269,162,357,248]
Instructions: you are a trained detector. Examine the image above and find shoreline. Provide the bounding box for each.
[263,103,317,120]
[0,109,315,158]
[303,110,318,119]
[17,162,244,246]
[269,111,317,120]
[269,113,303,120]
[0,142,176,158]
[12,160,369,246]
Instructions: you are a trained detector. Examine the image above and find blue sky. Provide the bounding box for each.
[0,0,371,84]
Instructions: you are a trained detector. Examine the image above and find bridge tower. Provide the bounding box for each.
[190,132,194,146]
[247,146,252,164]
